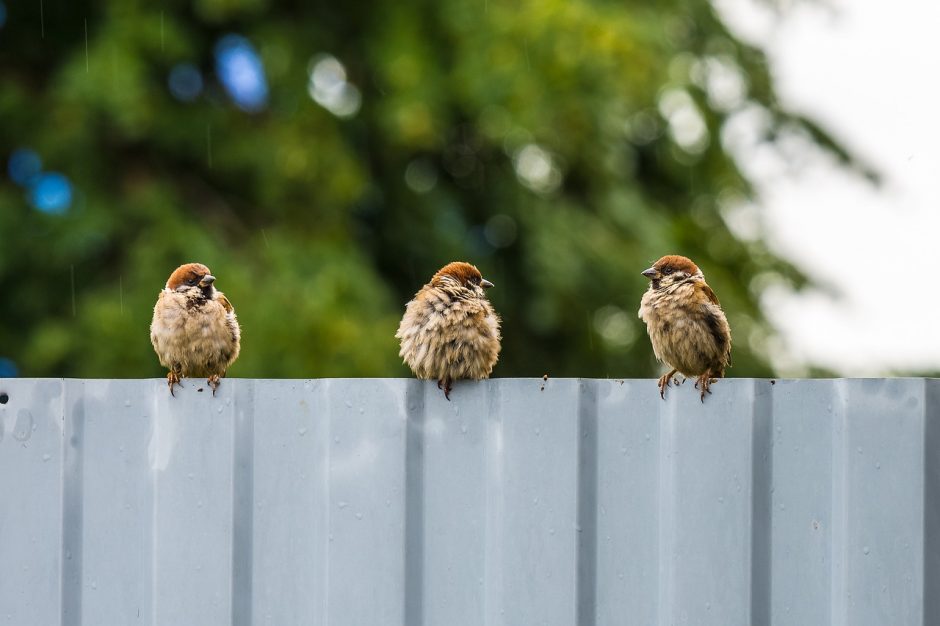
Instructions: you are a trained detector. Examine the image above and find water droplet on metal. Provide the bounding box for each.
[338,501,348,509]
[13,410,33,442]
[355,512,363,520]
[298,427,308,436]
[344,400,352,408]
[863,546,870,555]
[42,453,51,462]
[124,399,132,408]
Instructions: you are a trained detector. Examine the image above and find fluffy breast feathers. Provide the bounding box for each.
[150,288,241,378]
[639,278,731,378]
[396,282,501,382]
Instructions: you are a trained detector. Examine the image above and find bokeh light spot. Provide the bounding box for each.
[0,357,18,378]
[404,158,438,193]
[593,306,637,348]
[168,63,204,102]
[214,35,269,113]
[307,54,362,118]
[8,148,42,186]
[513,144,562,194]
[658,89,709,154]
[29,172,73,214]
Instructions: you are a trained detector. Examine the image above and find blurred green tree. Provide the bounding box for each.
[0,0,865,379]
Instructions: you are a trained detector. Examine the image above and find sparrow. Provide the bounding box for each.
[150,263,241,396]
[638,255,731,402]
[396,261,501,400]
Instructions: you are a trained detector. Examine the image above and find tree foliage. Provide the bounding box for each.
[0,0,857,379]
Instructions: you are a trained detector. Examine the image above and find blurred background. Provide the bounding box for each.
[0,0,935,380]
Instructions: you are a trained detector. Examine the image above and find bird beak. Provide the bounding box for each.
[481,278,494,289]
[641,267,659,279]
[199,274,216,287]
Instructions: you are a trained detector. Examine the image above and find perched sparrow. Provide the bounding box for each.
[150,263,241,396]
[396,261,501,400]
[638,255,731,402]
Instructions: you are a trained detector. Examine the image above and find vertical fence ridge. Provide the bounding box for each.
[575,379,598,626]
[61,380,84,626]
[483,380,505,626]
[830,379,851,626]
[656,388,678,626]
[749,379,774,626]
[924,379,940,626]
[149,381,160,626]
[403,379,426,626]
[232,379,255,626]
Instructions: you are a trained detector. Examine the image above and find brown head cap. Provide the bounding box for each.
[652,255,700,276]
[431,261,492,288]
[166,263,213,290]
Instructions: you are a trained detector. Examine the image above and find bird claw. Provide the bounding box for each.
[696,374,715,402]
[167,371,182,397]
[438,378,453,401]
[657,369,679,400]
[207,375,221,397]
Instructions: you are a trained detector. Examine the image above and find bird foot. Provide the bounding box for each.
[658,369,679,399]
[696,374,716,402]
[167,370,182,397]
[207,374,221,397]
[438,378,453,401]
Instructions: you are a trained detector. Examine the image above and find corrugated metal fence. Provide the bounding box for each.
[0,378,937,625]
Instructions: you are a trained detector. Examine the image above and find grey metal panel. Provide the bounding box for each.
[0,378,936,626]
[0,379,68,626]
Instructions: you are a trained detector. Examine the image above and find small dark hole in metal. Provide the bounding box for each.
[0,393,8,404]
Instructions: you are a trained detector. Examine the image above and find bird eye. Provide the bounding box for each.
[661,267,673,276]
